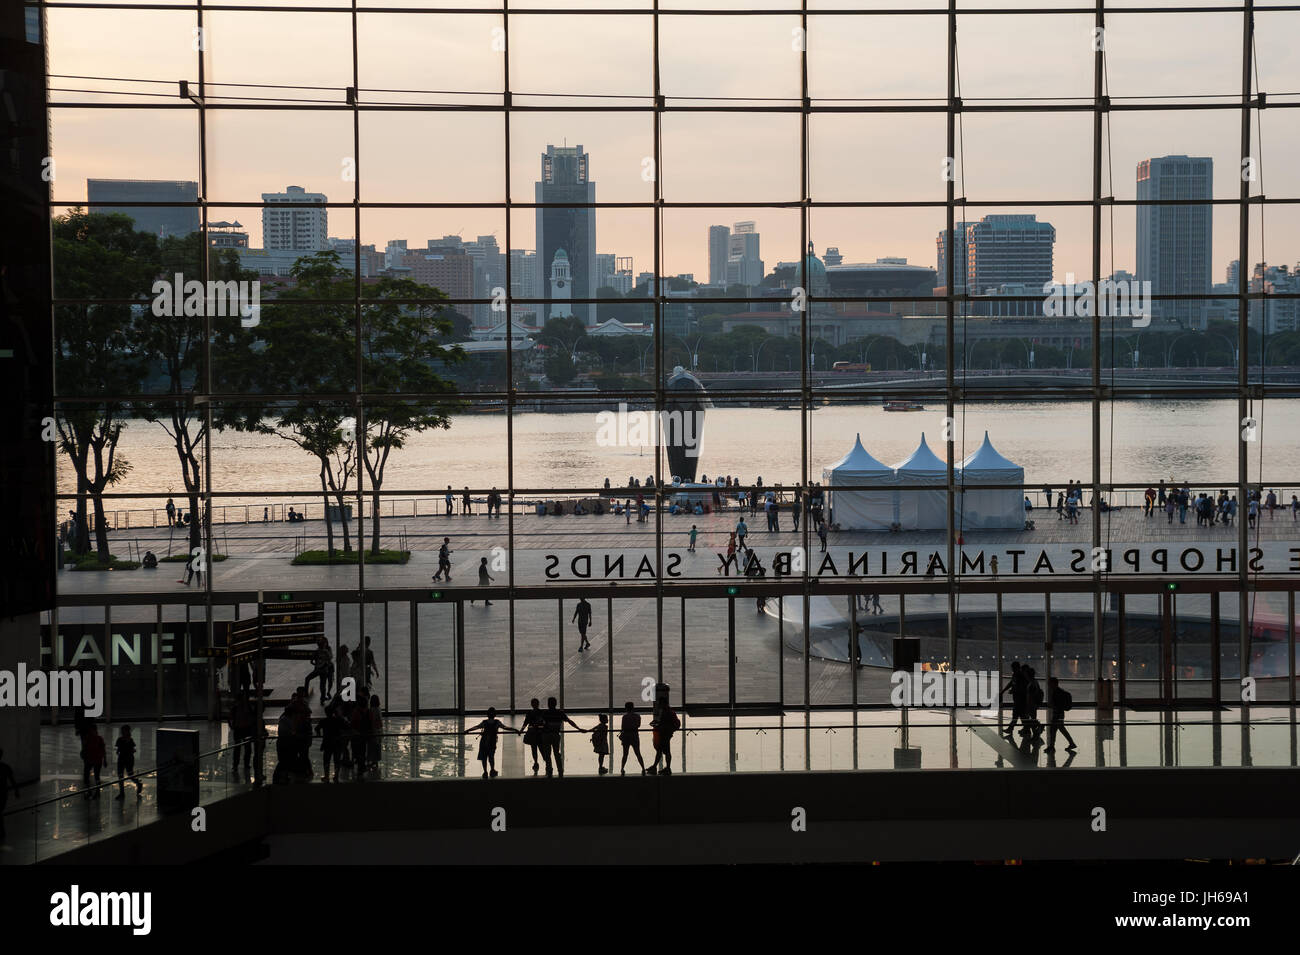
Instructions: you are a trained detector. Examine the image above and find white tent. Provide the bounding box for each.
[893,433,948,530]
[822,433,894,530]
[956,431,1025,529]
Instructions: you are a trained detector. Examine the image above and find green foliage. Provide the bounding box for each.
[291,549,411,565]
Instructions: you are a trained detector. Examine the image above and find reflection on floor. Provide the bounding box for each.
[3,707,1296,864]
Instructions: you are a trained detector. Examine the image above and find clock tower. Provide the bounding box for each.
[549,248,573,319]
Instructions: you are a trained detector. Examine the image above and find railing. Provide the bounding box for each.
[6,711,1297,863]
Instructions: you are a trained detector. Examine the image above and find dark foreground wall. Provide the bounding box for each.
[47,767,1300,865]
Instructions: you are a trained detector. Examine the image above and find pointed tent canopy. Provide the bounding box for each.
[825,433,891,476]
[894,433,947,475]
[822,433,894,531]
[956,431,1025,529]
[959,431,1021,475]
[893,433,946,530]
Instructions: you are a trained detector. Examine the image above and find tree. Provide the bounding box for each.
[136,232,251,565]
[544,349,577,385]
[51,210,154,559]
[359,275,465,554]
[214,251,358,557]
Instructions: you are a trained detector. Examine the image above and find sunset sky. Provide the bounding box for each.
[44,2,1300,284]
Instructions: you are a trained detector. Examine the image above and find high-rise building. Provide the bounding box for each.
[261,185,328,251]
[708,225,731,285]
[595,253,618,294]
[935,221,975,293]
[509,248,539,324]
[466,235,504,326]
[965,215,1055,293]
[86,178,199,240]
[536,145,597,323]
[726,221,763,288]
[1137,155,1213,328]
[399,243,474,305]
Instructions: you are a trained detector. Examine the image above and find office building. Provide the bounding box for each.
[709,224,731,285]
[86,178,199,240]
[1137,155,1213,328]
[261,185,328,251]
[536,145,597,324]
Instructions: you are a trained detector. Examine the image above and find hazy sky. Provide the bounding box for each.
[46,3,1300,283]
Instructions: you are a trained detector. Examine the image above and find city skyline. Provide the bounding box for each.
[46,9,1300,285]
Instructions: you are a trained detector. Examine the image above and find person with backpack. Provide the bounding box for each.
[1046,677,1077,752]
[648,702,680,775]
[1000,661,1028,739]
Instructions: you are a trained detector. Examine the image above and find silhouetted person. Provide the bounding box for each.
[1046,677,1077,752]
[648,702,681,775]
[591,714,611,774]
[1023,668,1045,744]
[82,723,107,798]
[541,697,583,777]
[521,698,546,774]
[315,697,348,782]
[465,707,518,778]
[304,636,334,701]
[114,725,143,799]
[619,701,645,775]
[573,597,593,652]
[0,749,19,843]
[1001,661,1027,739]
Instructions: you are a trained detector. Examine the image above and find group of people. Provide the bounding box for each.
[68,709,143,800]
[1000,661,1076,753]
[298,635,379,705]
[1143,482,1297,529]
[467,698,681,778]
[266,686,385,784]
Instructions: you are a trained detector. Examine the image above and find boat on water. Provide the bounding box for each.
[883,400,926,412]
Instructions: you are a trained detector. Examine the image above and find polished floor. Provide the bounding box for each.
[3,706,1297,864]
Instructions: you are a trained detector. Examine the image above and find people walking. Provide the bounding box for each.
[471,556,495,606]
[1000,661,1027,739]
[618,701,645,775]
[521,698,546,774]
[113,725,143,799]
[688,524,697,553]
[304,636,334,702]
[82,722,107,797]
[720,532,738,575]
[573,597,593,652]
[1045,677,1077,753]
[1022,668,1045,744]
[464,707,517,778]
[432,537,453,581]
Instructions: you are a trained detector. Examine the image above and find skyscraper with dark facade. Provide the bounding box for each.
[536,145,596,324]
[708,224,731,285]
[86,178,199,240]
